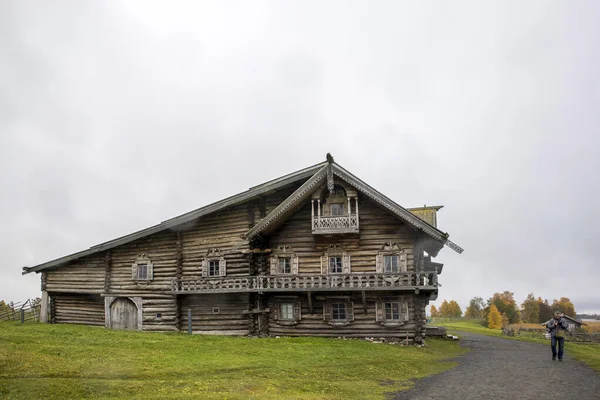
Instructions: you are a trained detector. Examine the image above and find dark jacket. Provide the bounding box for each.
[546,317,568,337]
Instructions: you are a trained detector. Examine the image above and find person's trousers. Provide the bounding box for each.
[551,336,564,359]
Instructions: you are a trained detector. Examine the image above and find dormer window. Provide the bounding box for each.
[311,183,359,234]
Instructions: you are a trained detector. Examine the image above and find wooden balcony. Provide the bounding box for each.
[312,215,359,234]
[171,272,438,294]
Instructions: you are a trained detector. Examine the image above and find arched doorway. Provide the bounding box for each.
[109,297,138,330]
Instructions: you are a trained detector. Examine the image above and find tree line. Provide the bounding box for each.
[430,292,576,329]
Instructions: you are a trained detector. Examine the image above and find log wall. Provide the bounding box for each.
[45,253,106,294]
[181,203,251,278]
[179,293,250,335]
[269,193,417,274]
[51,293,105,326]
[266,291,417,339]
[141,295,179,332]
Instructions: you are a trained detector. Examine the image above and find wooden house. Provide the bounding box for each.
[23,155,462,343]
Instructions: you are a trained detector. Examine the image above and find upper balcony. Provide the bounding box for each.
[170,272,438,294]
[311,184,359,234]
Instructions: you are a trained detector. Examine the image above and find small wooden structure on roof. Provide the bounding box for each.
[23,154,462,343]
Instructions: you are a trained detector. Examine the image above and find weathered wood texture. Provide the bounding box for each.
[142,295,178,331]
[109,297,138,330]
[179,294,250,334]
[51,293,105,326]
[181,203,253,278]
[110,230,178,292]
[266,291,416,339]
[45,253,106,294]
[268,193,417,274]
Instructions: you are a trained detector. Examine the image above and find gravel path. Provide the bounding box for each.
[391,332,600,400]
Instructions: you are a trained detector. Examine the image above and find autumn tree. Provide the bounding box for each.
[521,293,539,323]
[538,298,554,323]
[487,304,502,329]
[448,300,463,318]
[501,313,509,328]
[551,297,576,317]
[484,291,519,324]
[430,305,439,318]
[465,297,485,319]
[439,300,451,318]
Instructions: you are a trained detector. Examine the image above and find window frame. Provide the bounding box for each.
[323,298,354,326]
[202,250,227,277]
[270,247,299,275]
[376,249,407,274]
[330,203,344,216]
[132,254,154,282]
[273,297,301,325]
[208,260,220,277]
[376,298,409,326]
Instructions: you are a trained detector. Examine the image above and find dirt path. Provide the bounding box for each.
[391,331,600,400]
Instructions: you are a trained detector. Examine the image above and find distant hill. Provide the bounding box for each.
[577,313,600,320]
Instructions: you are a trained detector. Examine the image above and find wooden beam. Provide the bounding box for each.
[307,291,313,314]
[361,290,368,314]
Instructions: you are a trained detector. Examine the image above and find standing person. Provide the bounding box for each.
[546,311,568,361]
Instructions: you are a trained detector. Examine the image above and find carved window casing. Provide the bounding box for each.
[376,243,407,273]
[270,245,299,275]
[202,248,227,277]
[321,244,351,275]
[323,298,354,326]
[273,296,302,326]
[132,254,154,282]
[376,297,409,327]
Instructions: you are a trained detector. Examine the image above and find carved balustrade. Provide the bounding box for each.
[171,272,438,294]
[312,215,359,234]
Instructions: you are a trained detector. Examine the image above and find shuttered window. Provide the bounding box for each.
[137,264,149,280]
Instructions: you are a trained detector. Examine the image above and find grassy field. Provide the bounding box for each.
[0,322,466,400]
[434,319,600,373]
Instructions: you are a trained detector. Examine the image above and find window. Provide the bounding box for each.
[137,264,149,280]
[384,255,399,273]
[330,203,344,216]
[279,257,291,274]
[280,303,294,320]
[132,253,153,282]
[329,256,343,274]
[376,299,408,325]
[324,300,354,324]
[385,302,400,320]
[209,260,220,276]
[331,303,346,320]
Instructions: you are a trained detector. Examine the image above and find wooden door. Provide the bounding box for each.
[110,297,138,330]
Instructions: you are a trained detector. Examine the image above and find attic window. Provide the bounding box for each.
[330,203,344,216]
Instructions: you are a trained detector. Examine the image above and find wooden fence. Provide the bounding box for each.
[503,326,600,343]
[0,299,42,323]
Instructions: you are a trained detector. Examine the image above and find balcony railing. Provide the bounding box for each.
[312,215,359,234]
[171,272,438,294]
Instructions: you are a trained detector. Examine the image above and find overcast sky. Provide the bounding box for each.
[2,1,599,313]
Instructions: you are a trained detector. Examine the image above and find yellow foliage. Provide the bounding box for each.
[487,304,502,329]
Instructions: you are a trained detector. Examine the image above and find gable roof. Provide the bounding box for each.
[246,161,463,256]
[23,155,462,275]
[541,315,586,326]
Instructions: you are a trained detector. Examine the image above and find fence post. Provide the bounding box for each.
[20,309,25,323]
[188,309,192,334]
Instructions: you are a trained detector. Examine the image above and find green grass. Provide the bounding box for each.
[0,322,465,400]
[433,319,600,373]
